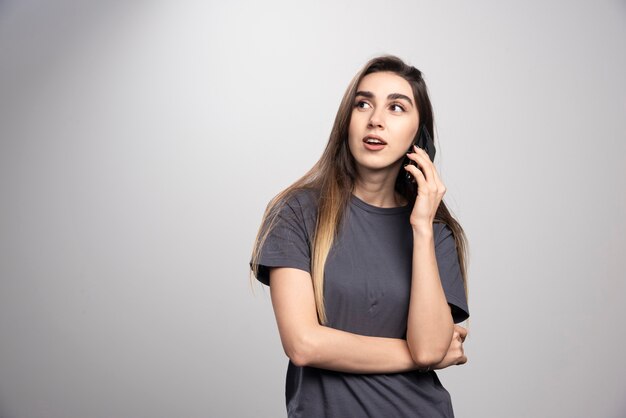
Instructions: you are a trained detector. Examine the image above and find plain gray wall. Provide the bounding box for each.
[1,1,625,417]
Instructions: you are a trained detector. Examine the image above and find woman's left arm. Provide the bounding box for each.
[406,227,454,367]
[403,145,455,367]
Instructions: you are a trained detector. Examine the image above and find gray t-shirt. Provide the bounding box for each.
[251,188,470,417]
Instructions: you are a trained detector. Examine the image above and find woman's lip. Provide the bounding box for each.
[363,142,386,151]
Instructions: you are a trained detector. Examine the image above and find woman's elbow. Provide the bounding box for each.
[408,344,447,368]
[413,352,446,368]
[285,329,317,367]
[288,345,309,367]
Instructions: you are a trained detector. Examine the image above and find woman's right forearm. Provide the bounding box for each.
[301,324,419,374]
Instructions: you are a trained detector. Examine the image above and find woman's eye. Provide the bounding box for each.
[354,101,371,109]
[390,103,405,112]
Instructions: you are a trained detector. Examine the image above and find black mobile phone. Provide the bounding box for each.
[403,123,436,183]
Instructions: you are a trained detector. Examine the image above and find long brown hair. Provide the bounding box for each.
[250,55,470,329]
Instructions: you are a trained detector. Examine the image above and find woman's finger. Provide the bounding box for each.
[404,166,428,200]
[405,149,433,184]
[414,146,446,194]
[429,162,446,195]
[455,325,468,341]
[404,163,425,187]
[412,145,436,184]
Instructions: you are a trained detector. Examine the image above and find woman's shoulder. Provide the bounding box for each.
[268,187,320,227]
[283,187,321,212]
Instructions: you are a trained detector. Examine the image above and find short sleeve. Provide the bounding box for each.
[249,195,312,286]
[435,223,470,323]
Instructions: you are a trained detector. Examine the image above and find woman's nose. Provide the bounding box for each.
[367,109,385,129]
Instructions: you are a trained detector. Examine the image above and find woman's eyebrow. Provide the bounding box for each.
[355,90,414,107]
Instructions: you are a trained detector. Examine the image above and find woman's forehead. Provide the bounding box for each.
[356,72,413,97]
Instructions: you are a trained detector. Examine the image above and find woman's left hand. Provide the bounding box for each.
[403,144,446,230]
[431,324,468,370]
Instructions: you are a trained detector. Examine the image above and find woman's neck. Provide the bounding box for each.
[352,176,408,208]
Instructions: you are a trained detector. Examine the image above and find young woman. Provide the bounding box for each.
[249,55,470,417]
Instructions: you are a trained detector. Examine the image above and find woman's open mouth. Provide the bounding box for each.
[363,136,387,151]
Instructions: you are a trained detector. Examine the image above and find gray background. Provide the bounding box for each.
[1,1,625,417]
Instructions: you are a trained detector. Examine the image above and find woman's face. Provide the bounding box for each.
[348,71,419,175]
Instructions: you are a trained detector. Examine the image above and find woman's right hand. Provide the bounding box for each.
[431,325,468,370]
